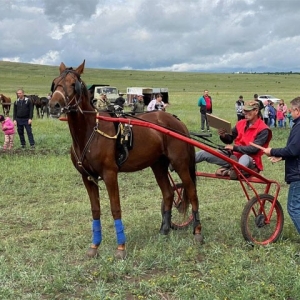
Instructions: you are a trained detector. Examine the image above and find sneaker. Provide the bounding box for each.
[229,169,238,180]
[30,145,35,149]
[201,130,205,132]
[229,155,238,180]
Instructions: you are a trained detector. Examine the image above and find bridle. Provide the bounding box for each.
[51,69,84,114]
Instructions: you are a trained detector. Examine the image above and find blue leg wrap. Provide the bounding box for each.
[92,219,102,246]
[114,219,126,245]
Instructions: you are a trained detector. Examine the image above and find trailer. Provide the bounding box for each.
[126,87,169,105]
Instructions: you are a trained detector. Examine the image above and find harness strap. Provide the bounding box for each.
[71,114,123,185]
[95,123,121,139]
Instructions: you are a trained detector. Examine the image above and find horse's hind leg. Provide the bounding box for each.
[177,169,203,243]
[151,161,174,235]
[81,175,102,258]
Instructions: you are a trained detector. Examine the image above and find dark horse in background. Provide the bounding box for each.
[26,95,41,118]
[39,97,50,118]
[49,60,202,259]
[26,95,49,118]
[0,94,11,116]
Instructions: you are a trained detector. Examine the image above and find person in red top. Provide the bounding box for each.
[277,99,287,127]
[195,101,272,179]
[197,90,212,132]
[276,103,285,128]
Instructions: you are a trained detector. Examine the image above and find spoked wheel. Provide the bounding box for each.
[161,183,193,230]
[241,194,284,245]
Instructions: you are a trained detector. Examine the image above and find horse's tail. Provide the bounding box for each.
[181,145,197,215]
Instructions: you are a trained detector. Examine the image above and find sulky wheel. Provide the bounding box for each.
[241,194,284,245]
[161,183,193,230]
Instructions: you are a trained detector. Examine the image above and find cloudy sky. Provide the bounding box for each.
[1,0,300,72]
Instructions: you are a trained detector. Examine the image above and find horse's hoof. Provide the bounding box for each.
[194,233,204,244]
[86,247,99,258]
[115,249,127,260]
[159,229,170,235]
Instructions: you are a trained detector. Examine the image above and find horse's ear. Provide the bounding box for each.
[76,60,85,75]
[59,62,67,74]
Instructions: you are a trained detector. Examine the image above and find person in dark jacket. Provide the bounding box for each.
[262,96,300,235]
[13,88,35,148]
[115,94,125,109]
[235,95,245,120]
[197,89,212,132]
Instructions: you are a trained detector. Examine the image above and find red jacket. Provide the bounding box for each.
[233,119,272,171]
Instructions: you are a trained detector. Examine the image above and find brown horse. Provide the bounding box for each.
[0,94,11,116]
[49,60,202,259]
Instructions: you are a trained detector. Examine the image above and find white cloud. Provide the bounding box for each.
[1,0,300,72]
[2,57,20,63]
[30,51,60,66]
[49,24,75,40]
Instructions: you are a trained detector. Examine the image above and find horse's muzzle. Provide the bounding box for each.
[49,103,62,118]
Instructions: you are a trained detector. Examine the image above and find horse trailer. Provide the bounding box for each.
[126,87,169,106]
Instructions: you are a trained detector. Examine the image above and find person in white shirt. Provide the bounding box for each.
[147,93,167,111]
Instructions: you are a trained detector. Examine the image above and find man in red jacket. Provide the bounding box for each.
[195,101,272,179]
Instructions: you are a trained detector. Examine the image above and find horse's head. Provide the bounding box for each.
[49,60,86,117]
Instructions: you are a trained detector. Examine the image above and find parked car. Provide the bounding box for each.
[258,95,281,103]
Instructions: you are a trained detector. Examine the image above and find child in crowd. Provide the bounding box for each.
[286,109,294,128]
[0,114,15,150]
[276,103,284,128]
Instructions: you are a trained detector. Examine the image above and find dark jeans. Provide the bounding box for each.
[200,112,209,130]
[16,118,35,146]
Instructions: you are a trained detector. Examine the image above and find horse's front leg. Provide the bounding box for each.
[81,175,102,258]
[151,162,174,235]
[103,170,127,259]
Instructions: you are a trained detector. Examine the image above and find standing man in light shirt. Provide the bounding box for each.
[198,90,212,132]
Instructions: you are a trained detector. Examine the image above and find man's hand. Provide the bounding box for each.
[28,119,32,125]
[218,128,227,137]
[262,147,272,156]
[268,156,282,163]
[224,145,234,151]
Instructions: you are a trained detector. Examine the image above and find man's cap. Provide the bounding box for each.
[243,101,259,111]
[137,94,144,97]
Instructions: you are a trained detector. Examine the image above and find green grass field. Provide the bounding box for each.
[0,61,300,299]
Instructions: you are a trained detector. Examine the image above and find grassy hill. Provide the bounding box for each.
[1,60,299,100]
[1,60,300,299]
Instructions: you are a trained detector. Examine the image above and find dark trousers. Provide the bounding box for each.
[16,118,35,146]
[200,112,209,130]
